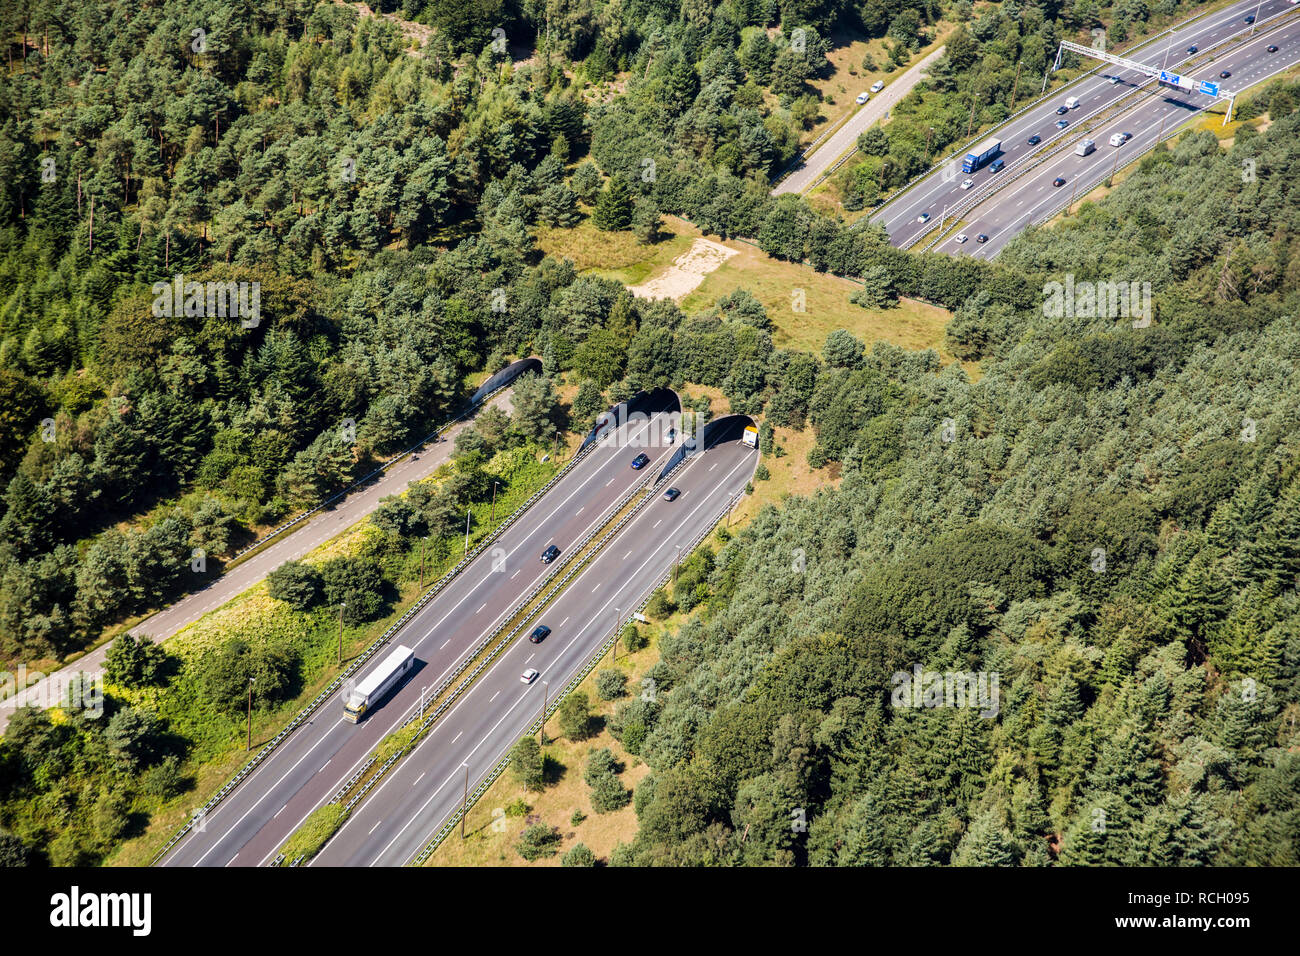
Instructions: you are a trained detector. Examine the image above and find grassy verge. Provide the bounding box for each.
[277,803,349,865]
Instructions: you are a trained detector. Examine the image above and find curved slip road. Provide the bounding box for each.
[161,407,679,867]
[874,0,1298,249]
[313,421,758,867]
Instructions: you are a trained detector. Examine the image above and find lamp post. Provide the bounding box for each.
[461,762,469,839]
[612,607,620,663]
[1251,0,1263,36]
[539,681,549,745]
[552,428,560,460]
[490,480,500,523]
[464,508,471,556]
[673,544,682,584]
[246,677,255,751]
[337,602,346,665]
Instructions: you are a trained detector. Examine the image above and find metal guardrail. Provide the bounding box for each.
[409,463,752,865]
[150,421,603,866]
[913,9,1300,252]
[867,2,1282,227]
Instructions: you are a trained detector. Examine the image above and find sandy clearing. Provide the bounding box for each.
[627,237,740,301]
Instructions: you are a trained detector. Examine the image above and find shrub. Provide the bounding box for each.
[570,809,587,826]
[558,692,593,740]
[510,736,545,791]
[266,560,324,610]
[516,823,561,861]
[595,669,626,701]
[563,842,597,866]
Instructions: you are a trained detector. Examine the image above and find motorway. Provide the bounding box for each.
[160,403,680,867]
[954,19,1300,257]
[774,46,947,195]
[873,0,1300,250]
[313,419,758,866]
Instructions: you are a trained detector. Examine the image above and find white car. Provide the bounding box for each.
[917,212,930,223]
[1109,75,1120,84]
[520,668,539,684]
[856,92,870,104]
[960,178,974,190]
[955,234,968,244]
[870,80,885,93]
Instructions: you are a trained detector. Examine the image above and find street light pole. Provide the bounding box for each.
[337,602,346,664]
[673,545,681,584]
[612,607,620,663]
[539,681,549,745]
[246,677,255,751]
[1251,0,1263,36]
[490,480,500,523]
[461,762,469,839]
[464,508,471,556]
[552,428,560,460]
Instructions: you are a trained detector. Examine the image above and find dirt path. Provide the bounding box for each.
[628,238,739,301]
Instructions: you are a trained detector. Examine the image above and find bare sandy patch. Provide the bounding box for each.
[628,237,739,301]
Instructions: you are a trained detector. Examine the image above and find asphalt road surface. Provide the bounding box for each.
[0,387,521,735]
[313,422,758,866]
[160,407,679,867]
[874,0,1298,249]
[773,46,947,195]
[956,20,1300,257]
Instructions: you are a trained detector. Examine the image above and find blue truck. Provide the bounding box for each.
[961,137,1002,173]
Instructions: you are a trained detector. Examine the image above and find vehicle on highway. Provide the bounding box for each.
[1109,75,1121,84]
[954,233,968,244]
[1065,96,1080,109]
[1053,176,1067,187]
[1187,45,1198,54]
[989,158,1005,172]
[917,212,930,223]
[1027,134,1041,145]
[1075,139,1096,157]
[961,178,974,189]
[529,625,550,644]
[1056,119,1069,129]
[855,92,869,104]
[871,80,884,93]
[521,668,539,684]
[976,234,989,243]
[1219,70,1231,78]
[663,487,681,501]
[1109,132,1127,147]
[1267,45,1279,52]
[343,645,415,723]
[1245,14,1255,22]
[962,137,1002,173]
[541,544,561,563]
[1056,105,1069,115]
[630,453,650,469]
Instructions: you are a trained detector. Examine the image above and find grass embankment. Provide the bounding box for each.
[107,445,561,866]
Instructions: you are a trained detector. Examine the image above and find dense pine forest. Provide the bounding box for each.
[1,0,1297,865]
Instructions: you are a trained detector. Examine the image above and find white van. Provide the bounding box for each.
[1109,132,1126,147]
[870,80,885,93]
[1075,139,1096,156]
[1065,96,1080,109]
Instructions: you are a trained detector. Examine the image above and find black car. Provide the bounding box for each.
[1027,134,1041,145]
[529,625,551,644]
[1186,45,1198,54]
[540,544,560,563]
[663,487,681,502]
[1245,15,1254,24]
[1056,105,1069,115]
[631,453,650,469]
[976,234,989,243]
[1267,45,1278,53]
[1219,70,1231,78]
[1052,176,1066,187]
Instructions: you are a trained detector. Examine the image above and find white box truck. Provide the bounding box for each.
[344,644,415,723]
[1066,96,1080,109]
[1075,139,1096,156]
